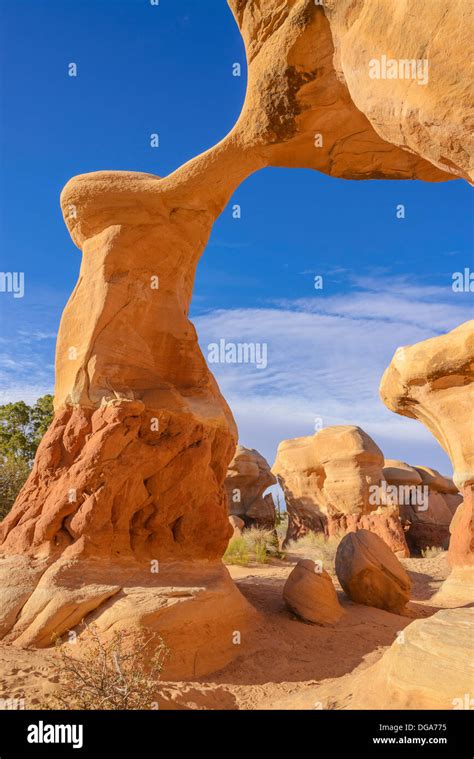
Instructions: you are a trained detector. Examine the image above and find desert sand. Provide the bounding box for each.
[0,548,451,711]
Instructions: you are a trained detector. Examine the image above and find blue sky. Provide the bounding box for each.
[0,0,472,475]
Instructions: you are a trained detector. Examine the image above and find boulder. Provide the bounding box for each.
[335,530,411,612]
[283,560,344,625]
[225,446,276,529]
[383,460,462,553]
[328,512,409,559]
[401,491,460,555]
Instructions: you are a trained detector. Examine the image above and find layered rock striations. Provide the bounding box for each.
[383,460,462,554]
[381,321,474,604]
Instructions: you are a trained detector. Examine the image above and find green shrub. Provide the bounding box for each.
[224,536,250,565]
[224,526,283,565]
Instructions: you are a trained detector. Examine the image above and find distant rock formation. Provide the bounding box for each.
[0,1,468,674]
[381,321,474,605]
[225,446,276,529]
[272,426,409,556]
[383,460,462,554]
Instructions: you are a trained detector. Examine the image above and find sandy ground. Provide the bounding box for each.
[0,550,450,710]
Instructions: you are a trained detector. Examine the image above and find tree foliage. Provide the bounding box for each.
[0,394,54,518]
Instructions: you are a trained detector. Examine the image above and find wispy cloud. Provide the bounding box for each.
[196,278,472,473]
[1,275,471,476]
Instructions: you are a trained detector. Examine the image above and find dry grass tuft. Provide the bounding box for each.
[224,526,283,565]
[287,531,342,574]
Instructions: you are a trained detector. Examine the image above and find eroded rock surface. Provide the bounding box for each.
[225,446,276,529]
[325,0,473,181]
[273,426,408,556]
[357,608,474,709]
[383,460,462,554]
[381,321,474,605]
[283,559,344,625]
[335,530,411,613]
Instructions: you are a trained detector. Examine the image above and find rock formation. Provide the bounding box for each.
[325,0,473,181]
[283,559,343,625]
[273,426,409,556]
[0,0,466,674]
[335,530,411,613]
[354,608,474,709]
[228,515,245,538]
[381,321,474,605]
[383,460,462,554]
[225,446,276,529]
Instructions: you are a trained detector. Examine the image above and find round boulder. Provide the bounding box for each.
[283,559,344,625]
[335,530,411,612]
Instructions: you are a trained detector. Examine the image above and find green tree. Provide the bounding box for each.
[0,394,53,463]
[31,394,54,446]
[0,394,54,519]
[0,457,31,519]
[0,401,34,461]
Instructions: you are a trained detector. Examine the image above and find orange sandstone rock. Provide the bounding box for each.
[283,559,344,625]
[225,446,276,529]
[356,608,474,709]
[335,530,411,612]
[381,321,474,605]
[272,426,409,556]
[383,459,462,554]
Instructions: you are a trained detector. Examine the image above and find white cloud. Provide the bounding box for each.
[195,281,472,475]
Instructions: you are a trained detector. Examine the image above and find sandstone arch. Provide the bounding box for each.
[0,0,469,676]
